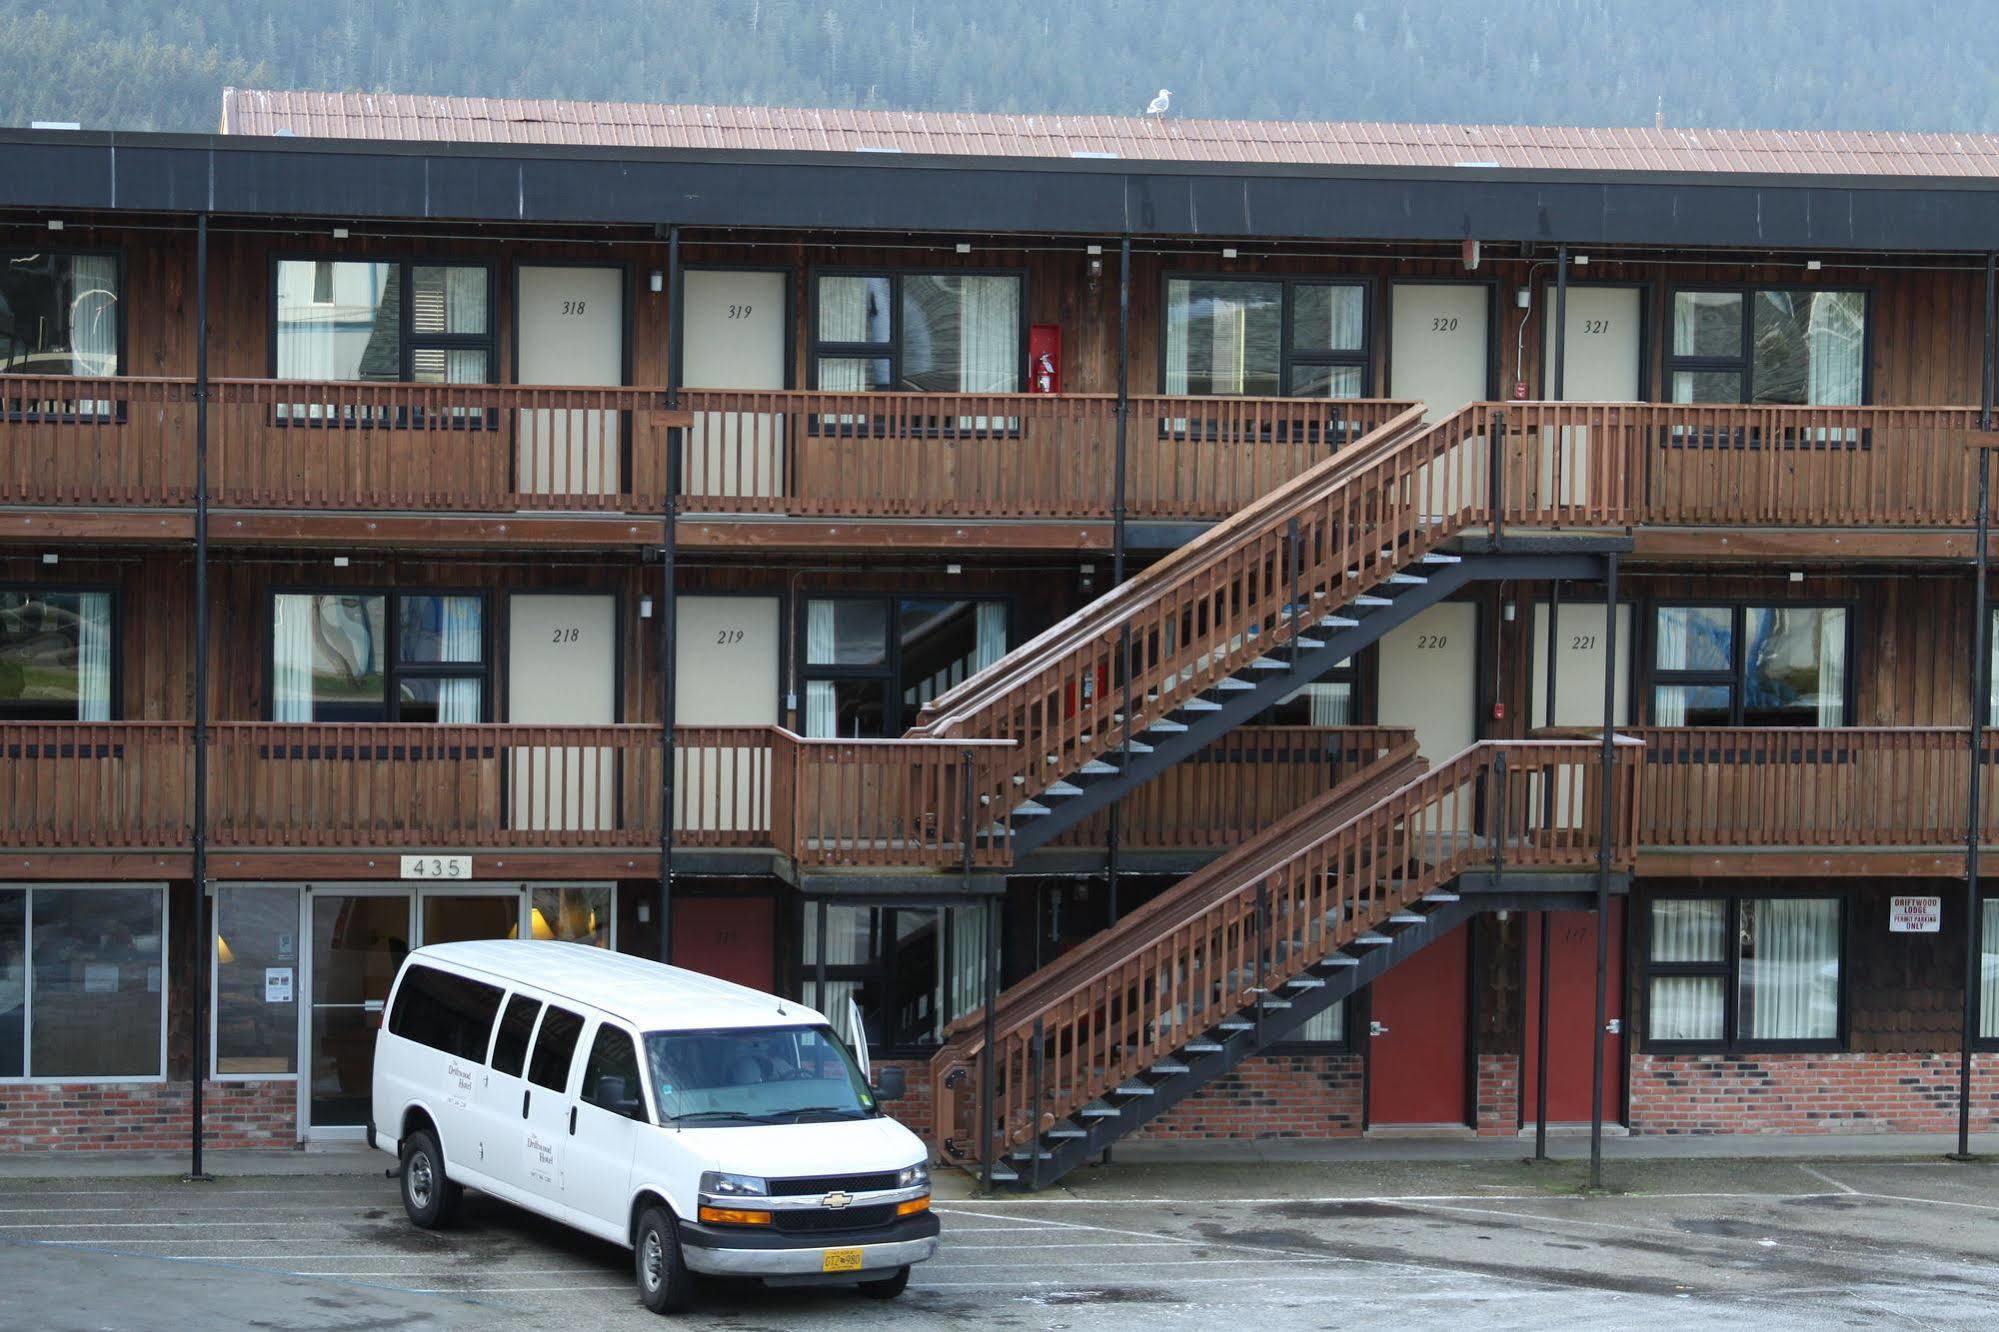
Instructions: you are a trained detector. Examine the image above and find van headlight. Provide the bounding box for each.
[699,1170,769,1198]
[896,1161,930,1190]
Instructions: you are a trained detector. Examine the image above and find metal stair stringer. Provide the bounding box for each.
[1007,547,1614,855]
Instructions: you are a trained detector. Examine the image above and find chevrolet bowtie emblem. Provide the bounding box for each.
[822,1190,854,1209]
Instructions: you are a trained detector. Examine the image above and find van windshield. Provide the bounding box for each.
[644,1025,877,1126]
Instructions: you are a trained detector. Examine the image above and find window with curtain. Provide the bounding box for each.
[269,591,486,722]
[1667,288,1866,406]
[1164,277,1368,398]
[801,596,1008,737]
[1263,658,1359,726]
[1650,604,1847,726]
[275,259,493,385]
[812,271,1022,393]
[0,589,113,721]
[0,884,167,1080]
[802,902,986,1052]
[1644,895,1841,1048]
[1981,898,1999,1042]
[0,252,119,377]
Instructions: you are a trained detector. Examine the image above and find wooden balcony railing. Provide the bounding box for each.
[0,375,199,506]
[931,738,1641,1168]
[0,722,194,848]
[773,730,1019,870]
[1049,725,1416,850]
[678,389,1417,520]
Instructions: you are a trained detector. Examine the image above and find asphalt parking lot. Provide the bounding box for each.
[4,1153,1999,1330]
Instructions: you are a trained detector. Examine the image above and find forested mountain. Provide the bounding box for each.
[2,0,1992,135]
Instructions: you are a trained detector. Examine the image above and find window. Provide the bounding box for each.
[1645,895,1842,1048]
[386,964,504,1060]
[813,271,1022,392]
[491,994,542,1076]
[0,884,166,1081]
[526,1005,585,1091]
[275,259,493,385]
[804,902,989,1052]
[1981,898,1999,1042]
[580,1023,647,1120]
[270,591,488,722]
[1650,604,1848,726]
[1262,658,1359,725]
[527,886,614,948]
[1164,276,1369,398]
[0,589,114,721]
[1275,1001,1349,1050]
[801,596,1008,737]
[0,252,119,377]
[646,1025,875,1125]
[213,886,299,1077]
[1667,288,1866,406]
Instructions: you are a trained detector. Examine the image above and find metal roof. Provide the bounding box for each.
[221,88,1999,178]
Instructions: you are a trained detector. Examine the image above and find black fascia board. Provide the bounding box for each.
[4,127,1999,252]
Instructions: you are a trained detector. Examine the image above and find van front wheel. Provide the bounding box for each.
[399,1129,461,1229]
[859,1265,911,1299]
[635,1205,695,1314]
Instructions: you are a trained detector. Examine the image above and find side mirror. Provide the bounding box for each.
[872,1065,906,1103]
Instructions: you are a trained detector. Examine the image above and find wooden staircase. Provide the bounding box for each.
[928,735,1643,1189]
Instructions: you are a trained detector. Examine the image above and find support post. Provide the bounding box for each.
[1553,245,1570,401]
[188,212,212,1183]
[1487,408,1507,550]
[1588,554,1619,1190]
[1108,236,1132,925]
[658,224,683,965]
[1957,252,1996,1160]
[971,749,998,1190]
[1535,578,1561,1158]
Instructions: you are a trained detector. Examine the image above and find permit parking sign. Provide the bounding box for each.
[1890,896,1941,933]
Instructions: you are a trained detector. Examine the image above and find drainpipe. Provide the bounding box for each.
[1553,245,1569,402]
[659,225,683,965]
[1589,554,1618,1190]
[1957,253,1996,1161]
[188,212,213,1183]
[1108,236,1132,927]
[1534,577,1560,1161]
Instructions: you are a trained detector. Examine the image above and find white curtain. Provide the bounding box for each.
[947,905,987,1026]
[1741,898,1838,1041]
[1981,901,1999,1040]
[1805,293,1865,407]
[1164,281,1193,395]
[804,601,838,738]
[816,277,873,391]
[1670,295,1702,404]
[957,277,1020,393]
[271,594,316,722]
[1653,608,1691,726]
[1815,608,1846,726]
[1293,1000,1346,1042]
[1207,301,1246,395]
[1648,898,1725,1041]
[1307,682,1353,726]
[974,601,1007,672]
[807,904,872,1022]
[437,596,482,724]
[68,255,119,377]
[74,592,112,721]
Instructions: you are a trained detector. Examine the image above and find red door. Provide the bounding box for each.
[1522,901,1625,1126]
[670,896,776,993]
[1366,924,1471,1127]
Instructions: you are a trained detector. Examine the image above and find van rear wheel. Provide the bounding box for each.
[399,1129,461,1229]
[859,1265,911,1299]
[635,1204,695,1314]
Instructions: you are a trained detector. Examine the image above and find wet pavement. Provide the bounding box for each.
[3,1153,1998,1329]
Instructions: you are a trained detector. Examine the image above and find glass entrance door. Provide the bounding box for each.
[306,890,414,1132]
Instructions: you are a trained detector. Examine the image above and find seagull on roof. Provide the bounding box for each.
[1145,89,1171,117]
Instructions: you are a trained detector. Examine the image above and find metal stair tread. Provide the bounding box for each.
[1078,760,1119,775]
[1043,781,1084,797]
[1012,800,1053,816]
[1113,1082,1158,1096]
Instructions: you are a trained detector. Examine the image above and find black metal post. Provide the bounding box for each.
[1958,252,1996,1160]
[1535,578,1560,1158]
[1108,237,1132,925]
[659,225,683,965]
[1553,245,1570,402]
[1029,1017,1046,1190]
[1588,554,1619,1189]
[970,749,998,1189]
[1487,408,1507,550]
[188,212,212,1183]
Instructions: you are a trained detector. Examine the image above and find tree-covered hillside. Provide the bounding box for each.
[2,0,1993,134]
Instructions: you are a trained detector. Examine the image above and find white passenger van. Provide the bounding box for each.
[369,940,937,1314]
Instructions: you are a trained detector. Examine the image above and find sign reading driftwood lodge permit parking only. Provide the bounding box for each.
[1890,896,1942,932]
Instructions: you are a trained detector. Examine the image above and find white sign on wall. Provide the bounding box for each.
[401,855,472,881]
[1889,896,1941,933]
[264,967,294,1004]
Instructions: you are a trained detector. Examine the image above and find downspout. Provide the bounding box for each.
[188,212,213,1183]
[659,225,684,964]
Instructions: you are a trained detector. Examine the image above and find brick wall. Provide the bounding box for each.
[1630,1052,1999,1134]
[1476,1052,1519,1135]
[1127,1053,1364,1140]
[874,1059,935,1148]
[0,1080,296,1151]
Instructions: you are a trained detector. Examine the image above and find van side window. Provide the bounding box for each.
[580,1024,647,1121]
[526,1006,585,1092]
[386,964,504,1060]
[490,994,542,1076]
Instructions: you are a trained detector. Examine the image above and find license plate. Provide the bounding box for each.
[822,1247,865,1273]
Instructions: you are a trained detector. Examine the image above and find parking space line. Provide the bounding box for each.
[1799,1166,1859,1194]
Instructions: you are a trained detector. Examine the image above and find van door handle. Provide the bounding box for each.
[522,1089,530,1119]
[568,1106,578,1136]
